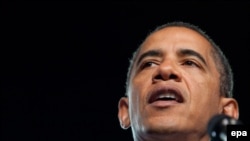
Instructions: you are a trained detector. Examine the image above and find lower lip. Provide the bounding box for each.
[150,100,179,108]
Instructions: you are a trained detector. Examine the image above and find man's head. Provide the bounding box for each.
[118,22,239,141]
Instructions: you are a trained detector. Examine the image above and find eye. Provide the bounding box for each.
[183,60,199,67]
[140,61,157,70]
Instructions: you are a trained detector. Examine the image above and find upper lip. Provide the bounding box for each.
[148,84,184,104]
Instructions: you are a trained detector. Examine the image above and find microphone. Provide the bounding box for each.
[207,114,242,141]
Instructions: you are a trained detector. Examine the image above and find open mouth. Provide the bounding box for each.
[148,87,184,104]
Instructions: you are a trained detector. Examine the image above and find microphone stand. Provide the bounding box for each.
[207,114,242,141]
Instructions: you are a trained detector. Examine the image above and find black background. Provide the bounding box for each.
[2,1,250,141]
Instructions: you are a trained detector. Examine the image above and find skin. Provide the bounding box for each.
[118,26,239,141]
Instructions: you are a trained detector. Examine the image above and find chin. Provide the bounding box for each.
[143,118,182,134]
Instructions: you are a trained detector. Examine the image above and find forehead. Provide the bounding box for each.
[139,26,213,54]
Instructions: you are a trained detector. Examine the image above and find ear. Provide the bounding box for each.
[220,98,239,119]
[118,97,131,129]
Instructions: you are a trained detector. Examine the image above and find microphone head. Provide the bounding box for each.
[207,114,242,141]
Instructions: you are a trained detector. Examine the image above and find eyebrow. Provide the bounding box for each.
[178,49,207,65]
[136,49,163,66]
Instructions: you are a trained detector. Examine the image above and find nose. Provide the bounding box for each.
[152,60,181,82]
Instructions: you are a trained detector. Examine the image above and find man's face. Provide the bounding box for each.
[127,27,223,138]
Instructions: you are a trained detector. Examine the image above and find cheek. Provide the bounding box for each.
[128,72,153,118]
[183,69,219,96]
[184,72,221,112]
[184,69,219,94]
[131,70,153,96]
[128,86,145,127]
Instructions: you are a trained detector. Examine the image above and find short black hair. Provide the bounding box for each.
[125,21,234,98]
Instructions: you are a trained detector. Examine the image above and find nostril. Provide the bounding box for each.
[154,73,179,81]
[169,74,178,80]
[154,74,163,80]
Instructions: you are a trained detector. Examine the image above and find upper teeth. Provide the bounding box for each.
[158,93,176,99]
